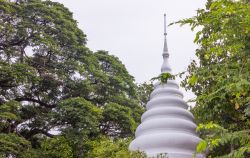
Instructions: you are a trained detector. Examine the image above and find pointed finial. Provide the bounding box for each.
[164,13,167,37]
[163,13,169,55]
[161,13,171,73]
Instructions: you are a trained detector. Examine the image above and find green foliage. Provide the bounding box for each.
[136,82,153,107]
[195,122,250,158]
[0,133,31,158]
[0,62,39,89]
[196,140,207,153]
[86,136,148,158]
[176,0,250,157]
[0,0,146,157]
[37,136,73,158]
[94,51,136,97]
[0,101,21,131]
[101,102,136,137]
[187,74,197,86]
[52,97,102,157]
[195,122,225,153]
[151,72,175,83]
[56,97,102,135]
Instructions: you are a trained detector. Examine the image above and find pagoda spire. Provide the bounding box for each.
[161,14,171,73]
[129,14,205,158]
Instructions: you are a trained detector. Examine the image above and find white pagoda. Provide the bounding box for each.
[129,14,205,158]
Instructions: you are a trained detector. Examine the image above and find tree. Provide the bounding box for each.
[0,0,89,139]
[85,50,145,137]
[175,0,250,157]
[0,0,145,157]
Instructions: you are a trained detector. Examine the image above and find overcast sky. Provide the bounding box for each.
[53,0,206,101]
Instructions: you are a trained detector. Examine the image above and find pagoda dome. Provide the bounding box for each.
[129,14,205,158]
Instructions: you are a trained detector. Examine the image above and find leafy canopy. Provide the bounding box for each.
[0,0,146,157]
[175,0,250,157]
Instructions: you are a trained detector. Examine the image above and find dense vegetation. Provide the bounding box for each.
[176,0,250,157]
[0,0,249,158]
[0,0,152,157]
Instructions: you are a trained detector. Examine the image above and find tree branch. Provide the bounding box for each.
[15,97,56,108]
[29,128,55,138]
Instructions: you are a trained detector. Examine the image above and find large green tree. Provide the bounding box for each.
[176,0,250,157]
[0,0,144,157]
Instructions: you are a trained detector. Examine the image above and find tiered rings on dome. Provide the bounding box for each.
[129,80,205,157]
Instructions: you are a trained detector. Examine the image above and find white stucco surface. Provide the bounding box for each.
[129,15,205,158]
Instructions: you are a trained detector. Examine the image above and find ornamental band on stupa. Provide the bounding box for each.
[129,14,205,158]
